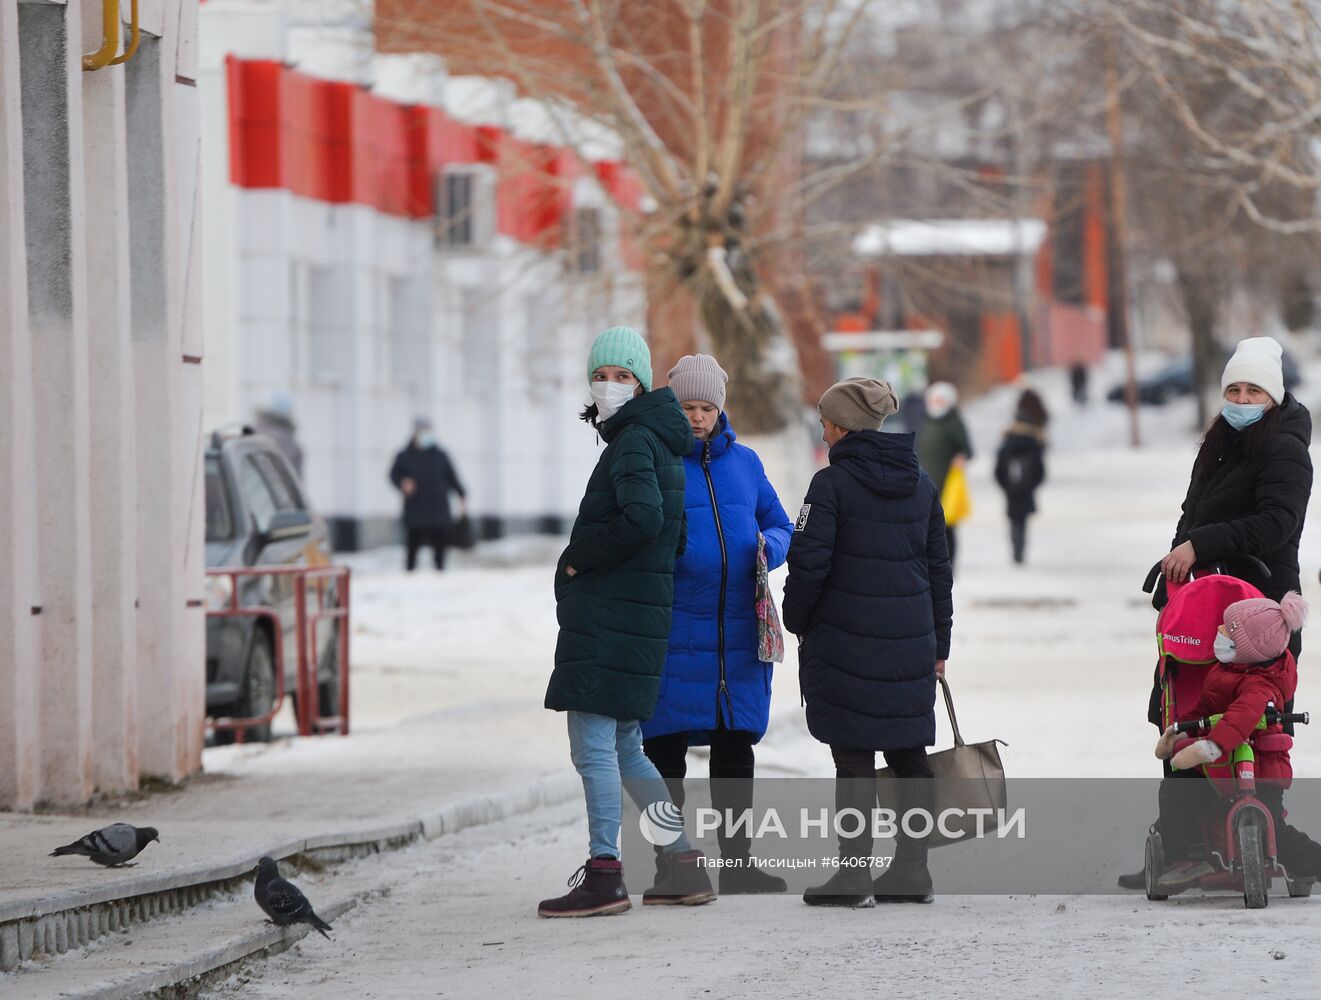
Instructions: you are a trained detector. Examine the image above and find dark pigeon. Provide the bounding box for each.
[253,856,333,939]
[50,823,159,867]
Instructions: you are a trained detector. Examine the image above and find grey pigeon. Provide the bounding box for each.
[253,856,333,939]
[50,823,159,867]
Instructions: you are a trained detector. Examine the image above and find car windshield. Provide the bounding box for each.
[205,456,234,541]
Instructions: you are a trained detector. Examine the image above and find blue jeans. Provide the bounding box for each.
[567,711,692,860]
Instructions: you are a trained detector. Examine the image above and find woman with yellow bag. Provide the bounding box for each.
[916,382,974,575]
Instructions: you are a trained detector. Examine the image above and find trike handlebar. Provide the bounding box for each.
[1174,707,1309,735]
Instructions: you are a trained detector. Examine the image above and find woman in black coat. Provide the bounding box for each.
[1158,338,1312,626]
[1154,336,1312,724]
[994,389,1048,565]
[783,378,953,909]
[1120,337,1313,891]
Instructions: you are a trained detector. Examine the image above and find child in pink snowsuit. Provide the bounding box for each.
[1154,592,1321,889]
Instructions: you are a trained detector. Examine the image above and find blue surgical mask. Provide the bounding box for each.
[418,433,438,448]
[1221,401,1267,431]
[1214,633,1238,664]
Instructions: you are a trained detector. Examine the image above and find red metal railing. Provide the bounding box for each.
[205,565,351,742]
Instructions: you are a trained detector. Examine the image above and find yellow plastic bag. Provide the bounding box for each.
[941,464,972,526]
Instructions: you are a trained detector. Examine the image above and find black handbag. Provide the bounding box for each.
[448,516,476,550]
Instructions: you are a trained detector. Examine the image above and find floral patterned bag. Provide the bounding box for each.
[756,532,785,663]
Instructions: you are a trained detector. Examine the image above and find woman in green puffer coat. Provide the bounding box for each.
[538,326,715,919]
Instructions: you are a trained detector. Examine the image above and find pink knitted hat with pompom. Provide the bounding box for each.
[1223,592,1308,664]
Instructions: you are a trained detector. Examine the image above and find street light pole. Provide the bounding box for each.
[1106,23,1141,448]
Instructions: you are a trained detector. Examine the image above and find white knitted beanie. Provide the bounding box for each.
[1221,337,1285,404]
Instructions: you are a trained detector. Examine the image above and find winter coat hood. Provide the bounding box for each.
[689,412,736,460]
[829,429,921,499]
[1275,393,1312,448]
[599,387,694,456]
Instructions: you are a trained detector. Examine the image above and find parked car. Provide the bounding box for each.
[1107,348,1301,405]
[204,427,340,742]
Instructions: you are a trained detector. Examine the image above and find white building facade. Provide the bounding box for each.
[198,1,647,549]
[2,0,205,808]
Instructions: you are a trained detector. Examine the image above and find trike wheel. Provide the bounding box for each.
[1144,832,1169,901]
[1287,876,1314,899]
[1239,823,1269,909]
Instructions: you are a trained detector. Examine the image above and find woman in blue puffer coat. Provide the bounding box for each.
[641,354,793,895]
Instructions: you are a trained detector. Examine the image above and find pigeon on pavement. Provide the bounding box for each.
[253,856,333,939]
[50,824,160,867]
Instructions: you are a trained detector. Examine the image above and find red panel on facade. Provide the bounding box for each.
[594,161,646,269]
[429,109,482,165]
[226,56,283,188]
[404,106,433,216]
[226,57,623,237]
[350,89,413,216]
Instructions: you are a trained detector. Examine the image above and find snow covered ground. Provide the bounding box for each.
[190,355,1321,997]
[202,797,1319,1000]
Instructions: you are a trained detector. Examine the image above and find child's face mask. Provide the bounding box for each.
[1213,632,1238,663]
[590,381,637,420]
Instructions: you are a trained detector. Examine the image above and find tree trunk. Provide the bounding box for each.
[697,281,802,434]
[1178,269,1220,430]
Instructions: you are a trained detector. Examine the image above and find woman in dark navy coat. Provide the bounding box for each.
[783,377,953,909]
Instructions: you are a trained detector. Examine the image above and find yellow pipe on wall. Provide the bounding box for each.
[82,0,121,72]
[109,0,140,67]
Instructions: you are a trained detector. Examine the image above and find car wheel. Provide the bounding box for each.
[216,631,277,744]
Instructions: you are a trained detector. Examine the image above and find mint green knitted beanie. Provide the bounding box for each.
[587,326,652,390]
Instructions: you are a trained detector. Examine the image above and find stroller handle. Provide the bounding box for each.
[1142,555,1273,594]
[1175,709,1309,735]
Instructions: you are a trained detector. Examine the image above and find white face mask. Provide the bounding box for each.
[590,381,638,421]
[1213,633,1238,664]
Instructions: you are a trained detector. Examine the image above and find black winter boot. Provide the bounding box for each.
[537,857,631,918]
[643,850,717,905]
[803,863,875,908]
[719,861,787,895]
[871,858,934,903]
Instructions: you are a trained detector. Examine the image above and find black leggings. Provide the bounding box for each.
[405,527,447,571]
[831,746,933,863]
[644,727,757,859]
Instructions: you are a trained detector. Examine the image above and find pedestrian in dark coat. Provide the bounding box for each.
[539,326,714,919]
[640,354,793,894]
[1160,338,1312,607]
[1154,337,1312,725]
[915,381,973,574]
[389,418,467,571]
[784,377,953,909]
[1119,336,1315,892]
[994,389,1048,565]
